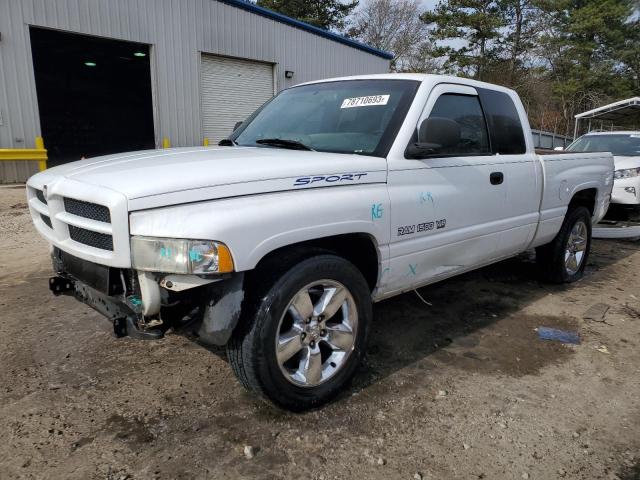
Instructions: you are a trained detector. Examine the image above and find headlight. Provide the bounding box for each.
[131,237,234,274]
[614,167,640,180]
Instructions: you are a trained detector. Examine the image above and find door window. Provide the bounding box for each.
[425,94,490,156]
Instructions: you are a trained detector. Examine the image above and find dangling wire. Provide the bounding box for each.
[413,289,432,306]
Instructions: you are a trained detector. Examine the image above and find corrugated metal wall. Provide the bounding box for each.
[531,129,573,150]
[0,160,40,184]
[0,0,389,182]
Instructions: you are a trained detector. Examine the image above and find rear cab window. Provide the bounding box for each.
[476,88,527,154]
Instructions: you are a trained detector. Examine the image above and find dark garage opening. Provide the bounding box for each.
[30,28,155,166]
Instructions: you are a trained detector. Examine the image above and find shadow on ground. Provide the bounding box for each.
[184,239,639,408]
[352,239,638,394]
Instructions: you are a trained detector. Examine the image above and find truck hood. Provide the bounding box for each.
[29,146,387,210]
[613,155,640,171]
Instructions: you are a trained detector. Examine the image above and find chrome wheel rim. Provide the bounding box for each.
[275,280,358,388]
[565,220,588,275]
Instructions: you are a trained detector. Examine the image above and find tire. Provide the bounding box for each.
[536,206,592,283]
[228,254,372,411]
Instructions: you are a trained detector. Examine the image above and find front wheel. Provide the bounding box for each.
[228,254,372,411]
[536,206,592,283]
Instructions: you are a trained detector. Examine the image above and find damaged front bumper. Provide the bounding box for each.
[50,247,244,344]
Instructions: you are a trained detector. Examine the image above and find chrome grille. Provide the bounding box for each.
[64,197,111,223]
[35,189,47,205]
[68,225,114,251]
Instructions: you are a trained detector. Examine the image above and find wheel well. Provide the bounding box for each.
[253,234,380,292]
[568,188,597,216]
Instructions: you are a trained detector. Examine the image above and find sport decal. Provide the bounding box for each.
[293,173,367,187]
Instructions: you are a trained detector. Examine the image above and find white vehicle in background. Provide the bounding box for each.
[26,74,614,410]
[565,132,640,207]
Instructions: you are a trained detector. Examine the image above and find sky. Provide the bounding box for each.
[421,0,439,10]
[359,0,439,11]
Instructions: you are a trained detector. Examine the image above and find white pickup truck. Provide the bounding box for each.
[27,74,613,410]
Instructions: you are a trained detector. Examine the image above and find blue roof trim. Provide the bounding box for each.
[218,0,394,60]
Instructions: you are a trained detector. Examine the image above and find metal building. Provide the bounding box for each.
[0,0,391,183]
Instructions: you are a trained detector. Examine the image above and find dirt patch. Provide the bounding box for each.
[618,460,640,480]
[0,186,49,285]
[435,314,578,377]
[105,414,157,445]
[0,186,639,479]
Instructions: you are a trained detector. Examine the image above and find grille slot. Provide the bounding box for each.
[35,189,47,205]
[64,197,111,223]
[68,225,114,251]
[40,214,52,228]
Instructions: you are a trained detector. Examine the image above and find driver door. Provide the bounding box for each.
[381,83,511,294]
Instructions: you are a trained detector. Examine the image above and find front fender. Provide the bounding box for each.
[129,185,390,271]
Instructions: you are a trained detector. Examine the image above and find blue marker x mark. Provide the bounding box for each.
[408,264,417,275]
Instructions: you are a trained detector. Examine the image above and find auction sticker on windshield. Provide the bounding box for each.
[341,95,390,109]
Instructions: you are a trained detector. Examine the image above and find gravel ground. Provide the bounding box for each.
[0,185,639,480]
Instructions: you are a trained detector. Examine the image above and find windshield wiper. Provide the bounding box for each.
[255,138,314,151]
[218,138,237,146]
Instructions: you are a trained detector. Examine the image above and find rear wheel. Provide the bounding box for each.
[536,206,592,283]
[228,254,371,411]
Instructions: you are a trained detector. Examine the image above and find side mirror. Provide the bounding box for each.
[233,121,243,132]
[407,117,461,159]
[554,146,564,151]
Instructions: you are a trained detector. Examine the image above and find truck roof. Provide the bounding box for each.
[296,73,518,96]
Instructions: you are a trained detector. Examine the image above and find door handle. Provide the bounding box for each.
[490,172,504,185]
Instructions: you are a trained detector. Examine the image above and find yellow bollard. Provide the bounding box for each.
[203,137,209,146]
[35,136,47,171]
[162,137,170,149]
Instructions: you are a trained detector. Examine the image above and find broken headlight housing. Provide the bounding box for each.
[130,237,234,274]
[614,167,640,180]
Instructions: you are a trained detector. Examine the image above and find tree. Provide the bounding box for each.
[256,0,358,31]
[536,0,639,134]
[496,0,541,86]
[615,15,640,94]
[348,0,429,71]
[421,0,506,80]
[358,0,638,135]
[403,43,444,73]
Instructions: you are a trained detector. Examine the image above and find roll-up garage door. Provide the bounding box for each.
[200,54,274,144]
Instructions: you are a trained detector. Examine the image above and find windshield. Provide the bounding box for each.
[567,134,640,156]
[231,79,420,157]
